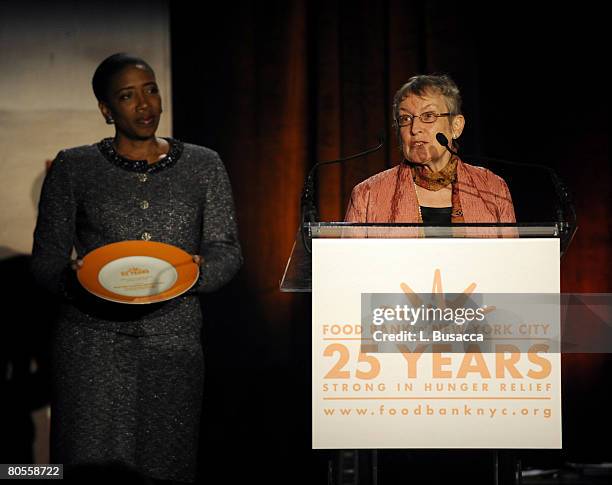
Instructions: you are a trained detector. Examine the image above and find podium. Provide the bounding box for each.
[281,222,569,292]
[281,222,572,485]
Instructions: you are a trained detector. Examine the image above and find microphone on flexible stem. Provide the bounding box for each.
[301,132,386,225]
[300,132,386,254]
[435,132,459,157]
[435,132,576,254]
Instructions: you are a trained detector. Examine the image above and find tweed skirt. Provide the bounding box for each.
[50,319,204,483]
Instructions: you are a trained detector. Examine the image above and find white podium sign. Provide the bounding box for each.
[312,238,561,449]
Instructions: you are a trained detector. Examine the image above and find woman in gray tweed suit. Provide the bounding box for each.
[31,53,242,484]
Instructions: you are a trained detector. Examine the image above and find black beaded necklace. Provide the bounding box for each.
[97,137,184,174]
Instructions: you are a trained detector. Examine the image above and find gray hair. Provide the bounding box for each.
[392,74,463,149]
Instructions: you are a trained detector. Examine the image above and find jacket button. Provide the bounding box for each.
[137,173,148,182]
[141,232,152,241]
[140,200,150,209]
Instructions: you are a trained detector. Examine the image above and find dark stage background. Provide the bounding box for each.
[169,2,609,483]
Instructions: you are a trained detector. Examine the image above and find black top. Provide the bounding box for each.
[420,206,452,225]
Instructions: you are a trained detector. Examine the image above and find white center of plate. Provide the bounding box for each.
[98,256,178,297]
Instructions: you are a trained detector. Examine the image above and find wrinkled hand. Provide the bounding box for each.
[70,259,84,271]
[192,255,204,266]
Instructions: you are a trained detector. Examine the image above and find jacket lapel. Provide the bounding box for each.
[456,161,497,223]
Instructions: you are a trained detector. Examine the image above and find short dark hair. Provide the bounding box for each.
[92,53,154,103]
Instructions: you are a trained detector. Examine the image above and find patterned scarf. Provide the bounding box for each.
[410,156,464,222]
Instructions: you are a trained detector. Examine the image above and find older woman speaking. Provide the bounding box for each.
[345,74,515,224]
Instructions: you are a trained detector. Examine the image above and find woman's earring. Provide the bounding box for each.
[106,117,114,124]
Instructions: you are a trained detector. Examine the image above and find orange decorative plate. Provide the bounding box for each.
[77,241,199,304]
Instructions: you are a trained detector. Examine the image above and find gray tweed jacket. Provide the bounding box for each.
[31,138,243,336]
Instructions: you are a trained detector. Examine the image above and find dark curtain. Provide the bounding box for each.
[170,1,610,482]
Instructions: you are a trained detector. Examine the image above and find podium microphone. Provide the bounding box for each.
[301,132,385,224]
[435,132,576,252]
[299,132,385,254]
[435,132,459,157]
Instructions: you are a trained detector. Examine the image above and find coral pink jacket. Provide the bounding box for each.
[345,160,516,223]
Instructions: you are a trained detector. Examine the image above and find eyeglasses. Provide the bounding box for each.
[396,111,452,127]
